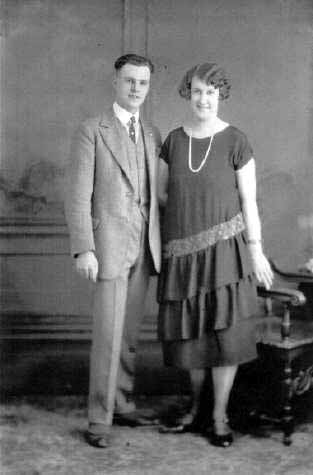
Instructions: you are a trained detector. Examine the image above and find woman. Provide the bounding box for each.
[157,62,273,447]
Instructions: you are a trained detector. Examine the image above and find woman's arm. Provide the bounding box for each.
[236,158,274,289]
[158,158,169,207]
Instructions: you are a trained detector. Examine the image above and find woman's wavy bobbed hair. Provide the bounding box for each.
[178,62,231,101]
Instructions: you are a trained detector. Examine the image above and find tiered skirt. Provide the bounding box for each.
[157,230,259,367]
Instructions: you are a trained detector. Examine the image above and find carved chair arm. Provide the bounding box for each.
[257,286,306,307]
[269,259,313,284]
[257,286,306,340]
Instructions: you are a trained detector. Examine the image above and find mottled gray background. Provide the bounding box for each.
[1,0,312,392]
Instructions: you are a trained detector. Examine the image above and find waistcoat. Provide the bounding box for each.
[116,119,150,222]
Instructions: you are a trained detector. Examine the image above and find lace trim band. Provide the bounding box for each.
[163,212,245,258]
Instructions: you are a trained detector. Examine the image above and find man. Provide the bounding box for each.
[65,54,161,448]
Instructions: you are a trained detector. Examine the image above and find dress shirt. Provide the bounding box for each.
[113,102,140,143]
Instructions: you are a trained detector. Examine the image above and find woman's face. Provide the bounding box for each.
[190,76,219,121]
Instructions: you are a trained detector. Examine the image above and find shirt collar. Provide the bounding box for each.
[113,102,139,127]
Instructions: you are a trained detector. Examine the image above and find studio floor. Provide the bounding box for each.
[1,391,313,475]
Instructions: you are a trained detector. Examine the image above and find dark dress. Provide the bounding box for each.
[157,126,258,368]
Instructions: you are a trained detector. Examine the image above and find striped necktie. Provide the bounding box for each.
[128,116,136,143]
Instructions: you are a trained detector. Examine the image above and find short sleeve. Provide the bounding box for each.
[159,134,171,164]
[232,132,254,170]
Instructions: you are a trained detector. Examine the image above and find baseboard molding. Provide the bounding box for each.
[0,311,157,341]
[0,311,188,396]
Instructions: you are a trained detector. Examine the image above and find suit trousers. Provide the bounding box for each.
[88,217,151,426]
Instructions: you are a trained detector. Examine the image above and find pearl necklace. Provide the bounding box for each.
[188,132,215,173]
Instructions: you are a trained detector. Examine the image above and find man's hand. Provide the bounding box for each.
[75,251,98,282]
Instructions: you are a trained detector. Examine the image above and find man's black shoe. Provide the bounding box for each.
[85,430,111,448]
[113,410,160,427]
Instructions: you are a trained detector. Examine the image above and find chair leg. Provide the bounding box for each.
[281,358,294,446]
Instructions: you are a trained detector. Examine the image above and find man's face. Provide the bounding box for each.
[113,63,151,113]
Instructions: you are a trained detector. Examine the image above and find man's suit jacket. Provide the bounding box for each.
[65,107,162,279]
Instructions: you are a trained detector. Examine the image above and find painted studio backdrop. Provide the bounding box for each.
[1,0,312,392]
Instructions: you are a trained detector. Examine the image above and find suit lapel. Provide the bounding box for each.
[141,119,156,193]
[98,109,133,188]
[98,109,157,193]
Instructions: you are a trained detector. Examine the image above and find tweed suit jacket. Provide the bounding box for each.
[65,107,162,279]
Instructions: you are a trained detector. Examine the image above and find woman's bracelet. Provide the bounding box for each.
[247,238,262,245]
[247,239,263,253]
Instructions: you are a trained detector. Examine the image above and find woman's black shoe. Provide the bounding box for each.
[210,431,233,447]
[210,418,233,447]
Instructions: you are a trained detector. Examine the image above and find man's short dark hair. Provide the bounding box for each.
[114,54,154,74]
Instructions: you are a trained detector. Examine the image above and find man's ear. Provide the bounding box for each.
[112,73,117,90]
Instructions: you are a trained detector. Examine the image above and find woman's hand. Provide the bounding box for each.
[236,160,274,290]
[249,245,274,290]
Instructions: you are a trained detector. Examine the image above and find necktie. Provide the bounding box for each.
[128,116,136,143]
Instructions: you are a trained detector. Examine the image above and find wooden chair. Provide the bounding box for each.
[254,260,313,445]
